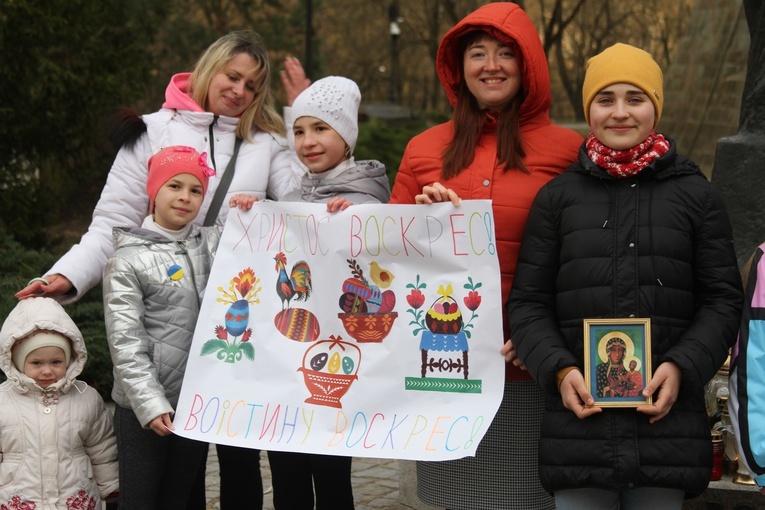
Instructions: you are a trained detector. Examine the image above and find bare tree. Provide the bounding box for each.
[536,0,695,121]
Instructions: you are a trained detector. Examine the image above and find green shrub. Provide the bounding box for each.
[0,226,113,400]
[355,115,433,186]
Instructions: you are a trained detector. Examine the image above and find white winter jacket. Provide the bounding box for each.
[0,298,119,509]
[48,73,300,304]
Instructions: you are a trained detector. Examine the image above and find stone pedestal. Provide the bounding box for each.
[712,133,765,267]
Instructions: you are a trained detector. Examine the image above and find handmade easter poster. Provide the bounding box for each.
[174,200,504,461]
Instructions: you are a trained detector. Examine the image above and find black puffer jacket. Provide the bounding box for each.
[507,138,743,496]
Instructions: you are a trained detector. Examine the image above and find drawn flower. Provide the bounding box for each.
[463,291,481,311]
[215,325,227,340]
[404,275,430,336]
[406,289,425,309]
[242,329,253,342]
[218,267,261,306]
[233,268,257,300]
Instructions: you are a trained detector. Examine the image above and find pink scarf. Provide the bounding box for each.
[586,132,670,178]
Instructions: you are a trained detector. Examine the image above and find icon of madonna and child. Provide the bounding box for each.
[586,319,652,407]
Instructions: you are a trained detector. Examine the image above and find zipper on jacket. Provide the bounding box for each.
[174,241,201,309]
[208,116,219,172]
[646,180,663,287]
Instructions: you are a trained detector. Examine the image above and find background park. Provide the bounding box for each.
[0,0,760,506]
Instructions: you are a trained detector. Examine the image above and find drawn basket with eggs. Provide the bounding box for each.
[337,260,398,342]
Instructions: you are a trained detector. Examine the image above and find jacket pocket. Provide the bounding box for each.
[76,453,95,480]
[0,453,20,485]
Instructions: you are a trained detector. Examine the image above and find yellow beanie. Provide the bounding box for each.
[582,43,663,127]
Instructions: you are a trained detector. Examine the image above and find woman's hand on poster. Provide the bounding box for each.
[500,339,526,370]
[415,182,461,206]
[327,197,353,212]
[229,194,259,211]
[16,274,73,300]
[149,413,175,437]
[637,361,681,423]
[281,56,311,106]
[560,369,601,419]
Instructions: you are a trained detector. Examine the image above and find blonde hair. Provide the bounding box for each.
[189,31,286,140]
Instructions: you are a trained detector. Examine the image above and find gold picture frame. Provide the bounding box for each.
[583,318,652,408]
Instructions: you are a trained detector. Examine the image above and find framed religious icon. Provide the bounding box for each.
[583,318,652,408]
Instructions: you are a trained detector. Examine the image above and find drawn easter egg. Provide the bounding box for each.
[224,299,249,337]
[342,356,355,375]
[377,290,396,314]
[274,308,320,342]
[339,292,367,314]
[366,286,383,313]
[342,278,372,300]
[167,264,184,281]
[310,352,328,371]
[426,296,463,334]
[328,352,342,374]
[302,338,361,376]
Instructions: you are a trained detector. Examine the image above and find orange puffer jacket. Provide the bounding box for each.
[389,2,582,381]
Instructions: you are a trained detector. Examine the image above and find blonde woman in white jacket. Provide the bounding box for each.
[0,297,119,509]
[17,30,299,304]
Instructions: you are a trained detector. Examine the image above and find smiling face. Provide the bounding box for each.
[23,346,67,389]
[589,83,656,150]
[206,52,259,117]
[153,173,204,230]
[293,116,348,173]
[462,33,522,110]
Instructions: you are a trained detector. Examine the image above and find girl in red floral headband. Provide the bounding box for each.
[102,145,256,508]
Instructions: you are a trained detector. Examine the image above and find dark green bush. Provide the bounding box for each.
[0,226,113,400]
[355,115,435,186]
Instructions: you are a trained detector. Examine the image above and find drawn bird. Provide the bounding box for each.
[274,252,312,310]
[368,261,396,289]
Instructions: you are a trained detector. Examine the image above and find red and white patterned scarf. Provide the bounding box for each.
[586,131,671,178]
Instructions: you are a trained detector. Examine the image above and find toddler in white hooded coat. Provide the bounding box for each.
[0,297,118,509]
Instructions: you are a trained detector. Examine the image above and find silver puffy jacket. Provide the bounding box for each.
[103,225,219,427]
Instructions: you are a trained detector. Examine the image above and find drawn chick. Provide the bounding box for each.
[369,261,396,289]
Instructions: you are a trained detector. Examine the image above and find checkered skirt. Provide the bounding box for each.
[416,381,554,510]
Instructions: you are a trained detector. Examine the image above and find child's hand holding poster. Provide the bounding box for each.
[174,200,504,461]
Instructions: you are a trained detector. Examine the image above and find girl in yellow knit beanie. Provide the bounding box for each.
[507,43,742,509]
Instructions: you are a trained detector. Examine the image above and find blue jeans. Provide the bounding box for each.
[555,487,685,510]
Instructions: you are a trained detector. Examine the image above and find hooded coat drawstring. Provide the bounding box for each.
[208,115,219,171]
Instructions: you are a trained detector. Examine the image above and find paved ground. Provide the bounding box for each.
[203,445,415,510]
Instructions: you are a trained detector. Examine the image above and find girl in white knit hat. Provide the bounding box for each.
[278,74,391,213]
[260,72,390,510]
[0,297,119,509]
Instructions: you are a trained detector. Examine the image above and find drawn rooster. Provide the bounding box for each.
[274,252,312,310]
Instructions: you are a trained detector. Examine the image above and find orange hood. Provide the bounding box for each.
[436,2,552,124]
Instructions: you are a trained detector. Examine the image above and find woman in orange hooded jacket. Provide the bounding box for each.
[389,3,582,508]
